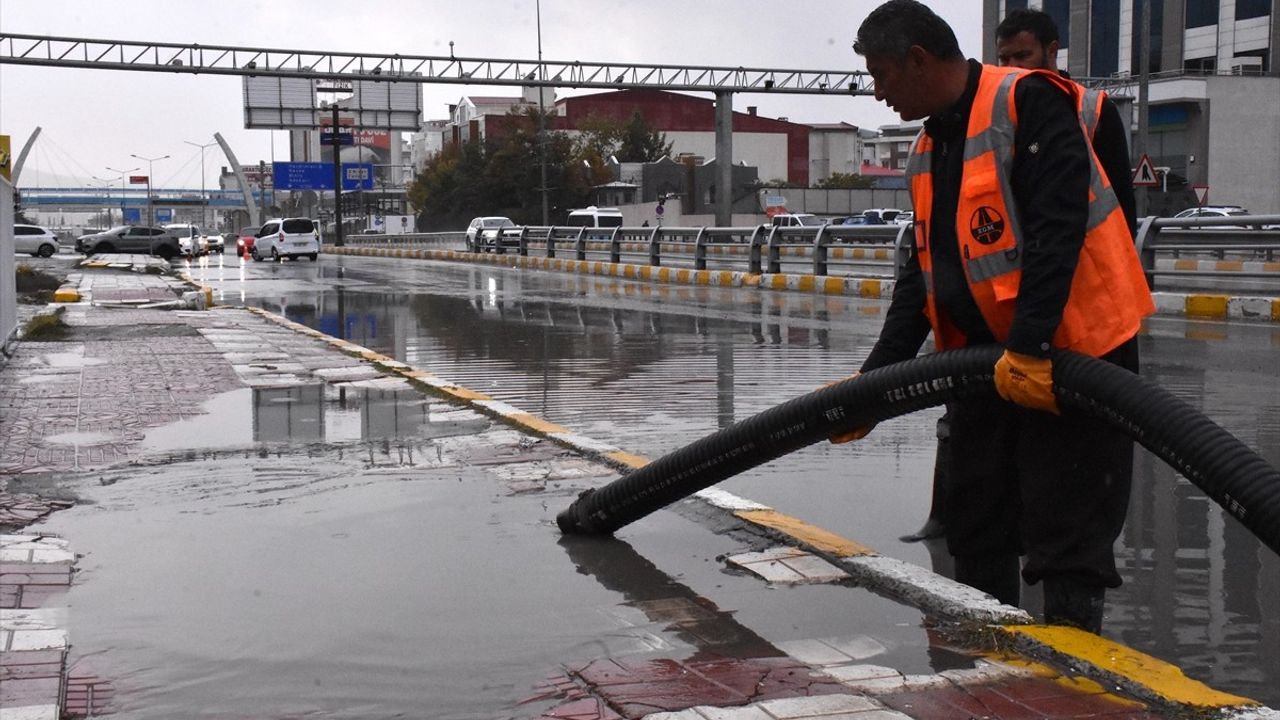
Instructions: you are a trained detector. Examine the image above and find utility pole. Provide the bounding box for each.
[1135,0,1151,218]
[130,153,169,226]
[107,165,139,225]
[332,103,345,247]
[536,0,550,225]
[184,139,216,230]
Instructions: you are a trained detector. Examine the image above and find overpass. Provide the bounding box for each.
[18,187,266,211]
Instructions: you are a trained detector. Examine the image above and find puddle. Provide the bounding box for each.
[37,351,105,369]
[140,385,473,451]
[43,431,116,446]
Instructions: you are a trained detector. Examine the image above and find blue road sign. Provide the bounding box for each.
[272,162,374,191]
[155,208,173,223]
[123,208,141,224]
[320,128,355,146]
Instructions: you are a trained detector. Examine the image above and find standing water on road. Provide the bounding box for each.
[195,254,1280,705]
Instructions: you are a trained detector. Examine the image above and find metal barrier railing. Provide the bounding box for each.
[1135,214,1280,285]
[346,216,1280,289]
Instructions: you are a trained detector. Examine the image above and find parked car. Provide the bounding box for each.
[1171,206,1280,230]
[235,226,257,258]
[892,210,914,226]
[465,216,516,253]
[768,213,825,228]
[12,224,60,257]
[75,226,181,260]
[252,217,320,262]
[163,223,209,257]
[862,208,904,224]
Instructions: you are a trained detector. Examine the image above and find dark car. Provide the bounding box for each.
[75,225,181,260]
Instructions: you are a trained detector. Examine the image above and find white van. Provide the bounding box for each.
[566,206,624,228]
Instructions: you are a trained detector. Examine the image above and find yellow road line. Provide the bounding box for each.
[735,509,878,558]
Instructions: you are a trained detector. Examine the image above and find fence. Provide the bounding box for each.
[346,216,1280,291]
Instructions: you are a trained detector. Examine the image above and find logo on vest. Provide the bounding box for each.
[970,206,1005,245]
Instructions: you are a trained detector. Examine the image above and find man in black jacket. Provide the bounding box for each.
[995,7,1137,233]
[841,0,1147,633]
[899,7,1143,545]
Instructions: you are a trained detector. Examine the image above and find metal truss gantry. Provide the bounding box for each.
[0,33,875,96]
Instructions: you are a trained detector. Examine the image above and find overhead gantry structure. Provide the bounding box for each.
[0,33,877,225]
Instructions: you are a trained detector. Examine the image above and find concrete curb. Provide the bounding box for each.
[245,304,1269,716]
[327,245,1280,320]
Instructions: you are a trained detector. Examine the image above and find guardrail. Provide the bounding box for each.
[1136,214,1280,287]
[346,216,1280,290]
[450,223,913,277]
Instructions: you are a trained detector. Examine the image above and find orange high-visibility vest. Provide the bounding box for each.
[905,65,1153,357]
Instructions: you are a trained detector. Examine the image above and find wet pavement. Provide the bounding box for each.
[177,250,1280,706]
[1,252,1276,719]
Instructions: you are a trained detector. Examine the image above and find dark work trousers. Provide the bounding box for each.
[943,337,1140,590]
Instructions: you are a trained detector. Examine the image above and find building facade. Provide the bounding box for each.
[983,0,1280,213]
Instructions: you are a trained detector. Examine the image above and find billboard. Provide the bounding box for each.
[243,75,422,131]
[273,162,375,191]
[318,117,394,183]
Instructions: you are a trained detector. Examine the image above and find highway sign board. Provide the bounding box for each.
[129,175,149,184]
[123,208,141,224]
[272,161,374,190]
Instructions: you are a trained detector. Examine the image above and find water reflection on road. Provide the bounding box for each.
[216,254,1280,706]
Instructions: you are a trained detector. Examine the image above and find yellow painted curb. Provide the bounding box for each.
[822,277,844,295]
[53,288,80,303]
[796,275,816,292]
[399,369,437,380]
[1215,260,1244,272]
[1273,299,1280,322]
[1185,294,1229,319]
[735,509,878,558]
[506,412,571,435]
[1172,259,1198,272]
[1003,625,1257,709]
[438,385,492,402]
[859,279,883,298]
[606,451,650,469]
[741,273,763,287]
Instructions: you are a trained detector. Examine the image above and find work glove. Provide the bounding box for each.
[994,350,1059,415]
[822,372,876,443]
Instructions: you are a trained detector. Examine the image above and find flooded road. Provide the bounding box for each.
[57,252,1280,710]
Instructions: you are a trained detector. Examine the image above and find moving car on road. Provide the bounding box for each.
[235,226,257,258]
[75,226,182,260]
[252,218,320,262]
[12,224,60,257]
[163,223,209,257]
[465,216,516,253]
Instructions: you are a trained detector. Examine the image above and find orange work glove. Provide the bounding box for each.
[822,371,876,443]
[994,350,1060,414]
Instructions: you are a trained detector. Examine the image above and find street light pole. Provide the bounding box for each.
[536,0,550,225]
[106,165,139,226]
[130,153,170,226]
[184,140,217,230]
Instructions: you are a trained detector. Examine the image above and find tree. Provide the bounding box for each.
[616,111,672,163]
[816,172,876,190]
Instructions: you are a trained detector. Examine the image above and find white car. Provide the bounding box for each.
[163,223,209,257]
[253,217,320,262]
[465,216,515,253]
[12,224,60,257]
[1171,206,1279,230]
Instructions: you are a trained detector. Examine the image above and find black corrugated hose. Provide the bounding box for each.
[556,345,1280,558]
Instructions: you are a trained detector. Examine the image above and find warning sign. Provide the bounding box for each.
[1132,154,1159,187]
[1192,185,1209,205]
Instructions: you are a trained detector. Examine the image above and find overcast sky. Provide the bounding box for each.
[0,1,982,191]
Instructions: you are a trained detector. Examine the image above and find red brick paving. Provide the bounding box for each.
[64,671,116,718]
[879,679,1163,720]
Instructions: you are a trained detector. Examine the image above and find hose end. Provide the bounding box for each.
[556,488,599,535]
